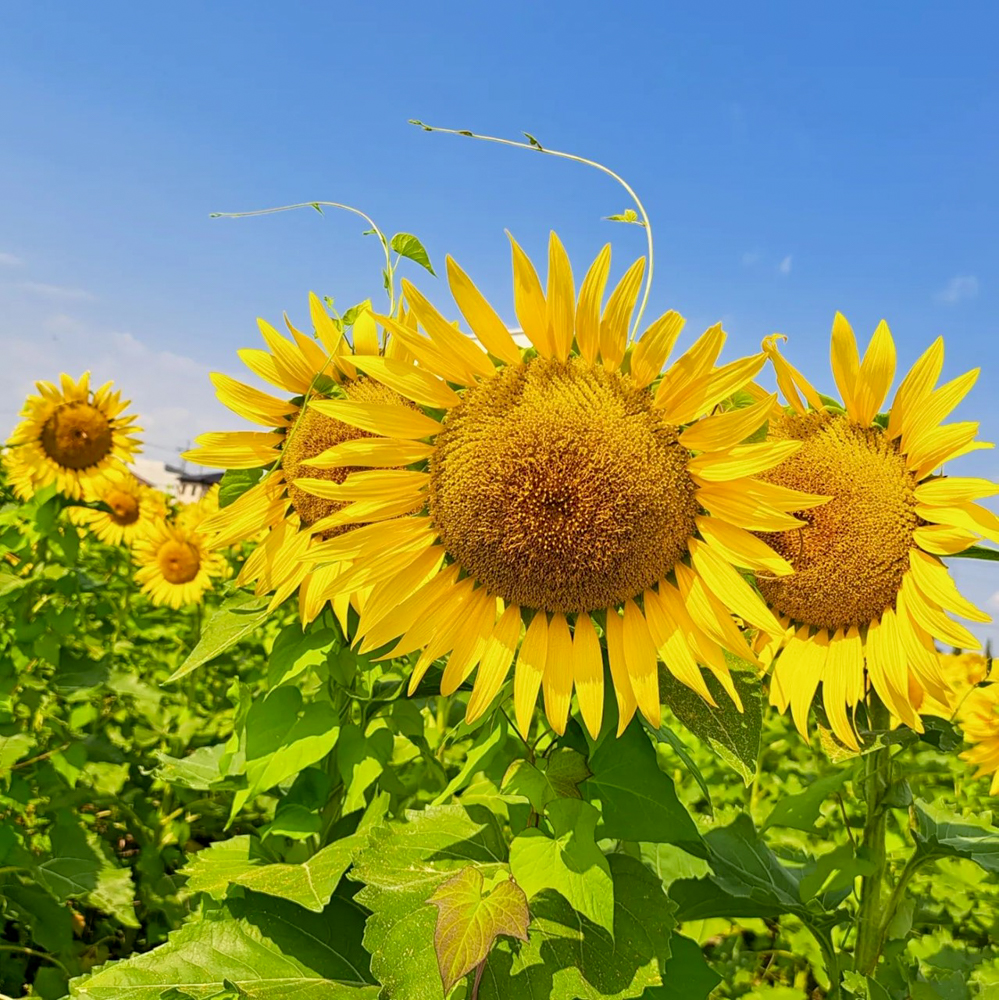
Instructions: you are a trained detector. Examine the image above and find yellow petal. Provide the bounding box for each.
[678,393,778,452]
[761,334,825,415]
[605,607,637,735]
[909,549,991,623]
[439,587,497,695]
[514,613,548,738]
[851,320,896,426]
[696,484,809,532]
[901,369,980,457]
[663,353,768,426]
[908,422,993,479]
[866,610,919,729]
[688,440,800,482]
[543,612,574,735]
[508,232,552,356]
[349,355,461,409]
[914,476,999,506]
[466,603,522,723]
[600,257,645,368]
[545,232,575,361]
[309,398,441,440]
[887,337,943,440]
[446,255,521,365]
[373,313,470,386]
[658,325,726,408]
[674,562,761,667]
[309,291,346,355]
[913,523,980,555]
[303,436,435,469]
[694,515,793,576]
[642,587,716,705]
[575,245,611,364]
[901,573,981,650]
[572,614,604,739]
[622,599,660,728]
[293,469,427,503]
[823,628,864,752]
[257,318,319,391]
[237,347,310,395]
[210,373,296,427]
[630,311,686,389]
[829,312,861,421]
[917,501,999,546]
[184,431,282,470]
[352,310,381,356]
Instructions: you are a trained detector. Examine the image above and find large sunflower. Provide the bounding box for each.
[301,233,826,738]
[68,469,167,547]
[4,372,142,500]
[184,298,418,625]
[133,518,230,609]
[756,314,996,750]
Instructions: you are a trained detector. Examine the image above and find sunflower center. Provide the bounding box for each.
[428,357,698,614]
[157,540,201,584]
[40,402,114,470]
[282,379,408,538]
[757,411,919,632]
[105,489,140,526]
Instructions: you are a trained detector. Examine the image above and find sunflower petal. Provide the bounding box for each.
[543,612,574,735]
[508,232,552,357]
[630,311,686,388]
[309,399,441,440]
[605,607,638,735]
[600,257,646,368]
[349,355,462,409]
[546,232,575,361]
[853,320,896,426]
[446,255,522,365]
[466,604,522,724]
[514,613,548,738]
[575,245,612,364]
[573,614,604,739]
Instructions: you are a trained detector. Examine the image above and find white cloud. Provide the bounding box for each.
[741,251,760,267]
[19,281,97,301]
[777,255,793,276]
[0,252,23,266]
[990,590,999,611]
[935,275,979,305]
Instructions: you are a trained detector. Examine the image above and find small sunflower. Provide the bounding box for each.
[68,470,167,547]
[4,372,142,500]
[184,298,417,625]
[918,652,991,720]
[133,518,229,608]
[957,680,999,794]
[302,232,826,738]
[756,314,997,750]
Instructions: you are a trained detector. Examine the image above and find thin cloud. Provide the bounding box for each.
[741,251,760,266]
[19,281,97,302]
[777,255,793,276]
[935,275,979,305]
[0,251,23,266]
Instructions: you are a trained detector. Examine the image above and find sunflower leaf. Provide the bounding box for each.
[913,800,999,873]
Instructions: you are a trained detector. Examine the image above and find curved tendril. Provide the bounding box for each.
[210,201,393,477]
[411,121,655,340]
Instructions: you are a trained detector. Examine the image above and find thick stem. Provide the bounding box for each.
[854,694,892,975]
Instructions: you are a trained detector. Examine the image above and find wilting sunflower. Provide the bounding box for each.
[756,314,997,750]
[4,372,142,500]
[184,298,418,624]
[957,677,999,794]
[133,518,229,608]
[68,469,167,547]
[300,232,826,738]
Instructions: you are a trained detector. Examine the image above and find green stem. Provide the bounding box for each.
[412,121,655,338]
[874,852,932,958]
[854,694,892,976]
[810,925,841,999]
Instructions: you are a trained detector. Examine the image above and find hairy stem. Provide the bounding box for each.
[854,694,892,975]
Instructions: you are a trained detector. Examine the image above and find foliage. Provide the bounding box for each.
[2,469,998,1000]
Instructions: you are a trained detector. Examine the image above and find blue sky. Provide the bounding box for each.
[1,1,997,633]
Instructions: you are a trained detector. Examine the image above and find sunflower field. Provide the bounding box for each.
[3,143,999,1000]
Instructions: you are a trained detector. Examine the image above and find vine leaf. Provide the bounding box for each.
[427,866,529,993]
[390,233,436,275]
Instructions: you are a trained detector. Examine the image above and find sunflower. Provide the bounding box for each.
[300,232,826,739]
[755,314,997,750]
[4,372,142,500]
[176,484,220,533]
[68,469,167,547]
[957,678,999,794]
[918,652,991,720]
[183,298,417,625]
[133,518,230,608]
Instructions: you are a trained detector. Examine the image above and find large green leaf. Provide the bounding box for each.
[169,591,270,683]
[644,933,721,999]
[478,854,677,1000]
[583,721,699,845]
[659,660,762,785]
[229,686,340,819]
[763,770,851,832]
[914,800,999,873]
[350,805,507,1000]
[69,892,378,999]
[427,867,529,993]
[181,832,364,912]
[509,799,614,933]
[267,623,338,688]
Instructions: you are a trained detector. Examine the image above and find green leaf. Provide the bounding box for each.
[763,770,850,832]
[947,544,999,562]
[230,687,341,819]
[670,814,810,921]
[69,892,379,998]
[645,723,713,808]
[0,880,75,952]
[86,831,139,927]
[659,661,763,785]
[427,866,529,993]
[522,131,544,150]
[390,233,436,275]
[914,800,999,873]
[432,713,506,805]
[267,624,338,688]
[501,747,589,812]
[153,743,230,790]
[218,468,264,509]
[0,732,34,779]
[342,299,374,329]
[583,721,699,845]
[337,724,393,815]
[351,804,507,1000]
[478,854,676,1000]
[643,933,721,999]
[169,591,271,682]
[34,812,103,900]
[182,831,363,912]
[604,208,644,225]
[509,799,613,934]
[798,844,875,904]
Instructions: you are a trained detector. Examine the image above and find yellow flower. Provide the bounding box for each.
[305,233,823,738]
[133,518,229,608]
[176,484,220,533]
[68,470,167,547]
[183,298,415,625]
[4,372,142,500]
[919,652,992,719]
[957,679,999,795]
[757,314,996,750]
